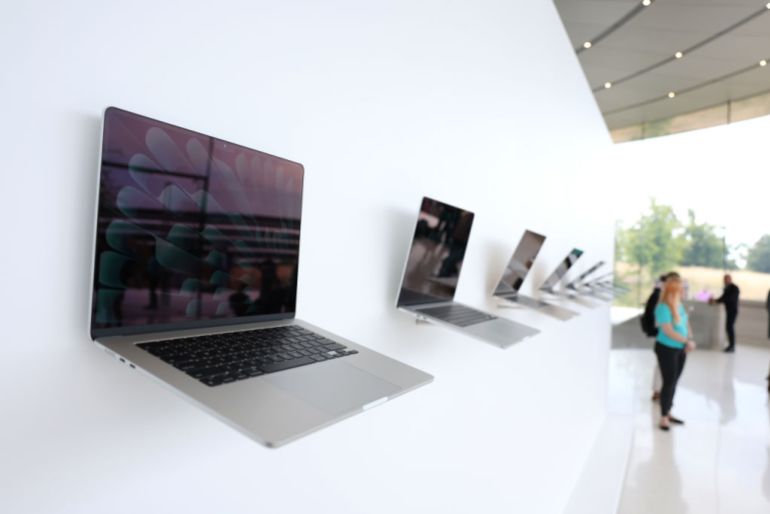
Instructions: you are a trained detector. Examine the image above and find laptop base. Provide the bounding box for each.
[496,293,578,321]
[402,302,539,349]
[96,319,433,448]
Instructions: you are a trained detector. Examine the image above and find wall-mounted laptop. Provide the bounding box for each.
[493,230,578,321]
[566,260,605,292]
[396,197,539,348]
[571,261,614,302]
[90,107,432,448]
[585,272,613,288]
[540,248,584,294]
[586,273,628,295]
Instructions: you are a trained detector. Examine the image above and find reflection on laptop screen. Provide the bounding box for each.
[397,197,474,307]
[540,248,584,291]
[91,108,304,334]
[494,230,546,296]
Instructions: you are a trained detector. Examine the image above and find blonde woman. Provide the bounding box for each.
[654,273,696,431]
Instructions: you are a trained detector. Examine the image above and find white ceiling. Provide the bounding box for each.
[554,0,770,130]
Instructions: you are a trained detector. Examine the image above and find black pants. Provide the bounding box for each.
[655,343,687,417]
[725,310,737,349]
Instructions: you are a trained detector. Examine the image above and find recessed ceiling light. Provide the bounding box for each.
[583,41,592,49]
[761,59,768,67]
[667,91,676,99]
[766,2,770,9]
[604,82,612,89]
[642,0,652,6]
[674,51,683,59]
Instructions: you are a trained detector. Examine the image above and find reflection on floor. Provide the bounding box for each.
[610,346,770,514]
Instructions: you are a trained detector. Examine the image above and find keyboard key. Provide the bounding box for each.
[137,326,354,387]
[261,356,314,373]
[187,365,229,378]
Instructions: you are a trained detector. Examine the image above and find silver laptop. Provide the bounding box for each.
[585,273,626,296]
[540,247,584,294]
[566,260,605,292]
[89,107,432,448]
[584,272,614,289]
[396,197,539,348]
[569,262,613,301]
[493,230,578,321]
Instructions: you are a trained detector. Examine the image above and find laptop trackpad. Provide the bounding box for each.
[266,360,401,416]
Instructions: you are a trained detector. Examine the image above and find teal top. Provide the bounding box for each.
[655,303,688,349]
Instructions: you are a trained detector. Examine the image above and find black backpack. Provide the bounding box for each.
[640,289,660,338]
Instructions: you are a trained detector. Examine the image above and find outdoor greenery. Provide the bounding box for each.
[614,199,770,306]
[616,200,685,277]
[615,199,749,276]
[747,235,770,273]
[681,210,726,268]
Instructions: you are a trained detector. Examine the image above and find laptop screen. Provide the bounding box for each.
[540,248,584,291]
[91,107,304,337]
[397,197,474,307]
[494,230,546,296]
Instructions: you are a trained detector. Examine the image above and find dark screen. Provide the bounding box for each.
[397,197,474,306]
[540,248,584,291]
[91,108,303,335]
[494,230,546,296]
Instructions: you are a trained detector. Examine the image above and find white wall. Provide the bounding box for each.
[0,1,614,513]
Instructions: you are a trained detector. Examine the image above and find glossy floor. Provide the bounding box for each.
[610,345,770,514]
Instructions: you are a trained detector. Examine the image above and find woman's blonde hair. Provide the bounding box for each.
[660,272,682,324]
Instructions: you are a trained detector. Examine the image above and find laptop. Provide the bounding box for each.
[586,272,613,287]
[492,230,578,321]
[396,197,539,348]
[566,260,605,292]
[89,107,432,448]
[586,273,627,296]
[540,248,584,294]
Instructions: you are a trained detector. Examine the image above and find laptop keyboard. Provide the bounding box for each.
[415,304,496,327]
[137,325,358,387]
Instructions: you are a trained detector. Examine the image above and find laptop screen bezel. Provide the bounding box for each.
[395,196,475,308]
[89,107,303,340]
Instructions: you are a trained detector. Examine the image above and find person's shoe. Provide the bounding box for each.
[723,346,735,353]
[668,415,685,425]
[659,423,670,432]
[652,391,661,402]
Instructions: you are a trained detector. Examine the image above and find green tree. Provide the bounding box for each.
[614,220,626,262]
[727,243,748,271]
[746,235,770,273]
[680,210,724,268]
[622,199,683,275]
[619,199,683,304]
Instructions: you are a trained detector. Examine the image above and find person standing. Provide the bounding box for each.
[641,274,669,401]
[710,274,740,353]
[654,273,696,431]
